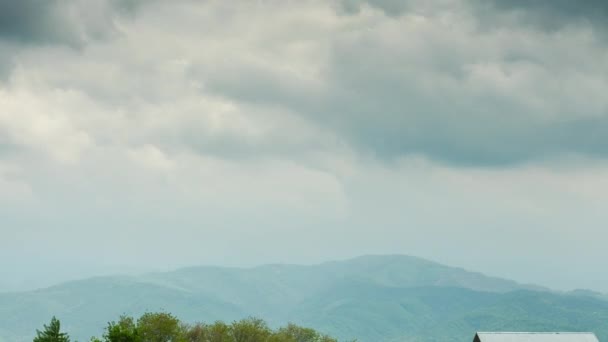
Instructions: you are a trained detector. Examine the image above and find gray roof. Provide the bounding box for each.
[474,332,599,342]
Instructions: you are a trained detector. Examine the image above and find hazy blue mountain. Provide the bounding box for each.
[0,255,605,342]
[290,280,608,341]
[0,276,245,341]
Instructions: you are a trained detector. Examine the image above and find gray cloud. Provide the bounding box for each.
[321,44,608,165]
[0,0,156,45]
[337,0,413,16]
[33,0,574,168]
[0,0,151,79]
[0,0,117,46]
[197,3,608,165]
[0,1,69,44]
[346,0,608,36]
[0,42,15,78]
[109,0,149,15]
[474,0,608,33]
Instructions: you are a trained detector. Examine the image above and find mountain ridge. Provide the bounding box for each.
[0,254,605,342]
[0,254,554,296]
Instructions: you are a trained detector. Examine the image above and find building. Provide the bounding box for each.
[474,332,599,342]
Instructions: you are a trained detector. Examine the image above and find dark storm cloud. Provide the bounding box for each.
[0,1,69,44]
[0,0,152,79]
[475,0,608,33]
[0,0,82,80]
[0,0,151,46]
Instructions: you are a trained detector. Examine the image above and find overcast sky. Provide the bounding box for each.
[1,0,607,292]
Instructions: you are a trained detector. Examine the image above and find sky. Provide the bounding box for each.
[0,0,607,292]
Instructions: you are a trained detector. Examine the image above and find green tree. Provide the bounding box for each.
[230,318,271,342]
[318,337,339,342]
[65,312,345,342]
[270,323,319,342]
[182,323,208,342]
[137,312,185,342]
[206,321,232,342]
[103,315,139,342]
[33,317,71,342]
[270,323,338,342]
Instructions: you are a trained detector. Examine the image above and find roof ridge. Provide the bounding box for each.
[477,332,597,334]
[474,332,600,342]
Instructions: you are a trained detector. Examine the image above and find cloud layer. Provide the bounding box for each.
[1,0,607,292]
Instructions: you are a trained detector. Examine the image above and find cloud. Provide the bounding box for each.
[0,0,152,78]
[2,0,607,166]
[5,0,607,167]
[0,84,94,163]
[0,0,142,46]
[1,0,608,291]
[0,0,68,44]
[193,1,608,165]
[476,0,608,33]
[337,0,414,16]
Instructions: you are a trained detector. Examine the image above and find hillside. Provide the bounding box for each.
[0,255,605,342]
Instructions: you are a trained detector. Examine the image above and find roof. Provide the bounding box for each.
[474,332,599,342]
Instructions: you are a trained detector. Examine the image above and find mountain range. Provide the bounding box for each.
[1,255,607,342]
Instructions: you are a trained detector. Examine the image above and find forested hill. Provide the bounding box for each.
[1,255,607,342]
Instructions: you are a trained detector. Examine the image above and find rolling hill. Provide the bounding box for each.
[0,255,606,342]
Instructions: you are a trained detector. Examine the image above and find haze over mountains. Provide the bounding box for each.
[1,255,607,342]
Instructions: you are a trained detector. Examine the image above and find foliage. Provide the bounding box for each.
[104,315,139,342]
[137,312,184,342]
[33,317,71,342]
[270,323,337,342]
[204,321,231,342]
[88,313,343,342]
[230,318,271,342]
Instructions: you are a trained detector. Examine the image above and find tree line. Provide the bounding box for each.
[33,313,350,342]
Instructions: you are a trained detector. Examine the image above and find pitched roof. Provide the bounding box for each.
[474,332,599,342]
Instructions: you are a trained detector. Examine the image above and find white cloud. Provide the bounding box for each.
[0,84,92,163]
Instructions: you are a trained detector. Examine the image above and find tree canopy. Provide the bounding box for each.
[35,314,347,342]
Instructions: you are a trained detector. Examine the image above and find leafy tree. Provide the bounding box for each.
[182,323,204,342]
[230,318,271,342]
[270,323,337,342]
[33,317,71,342]
[104,315,139,342]
[137,312,185,342]
[271,323,319,342]
[318,337,340,342]
[70,312,345,342]
[206,321,232,342]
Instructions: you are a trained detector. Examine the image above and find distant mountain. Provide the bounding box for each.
[0,255,606,342]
